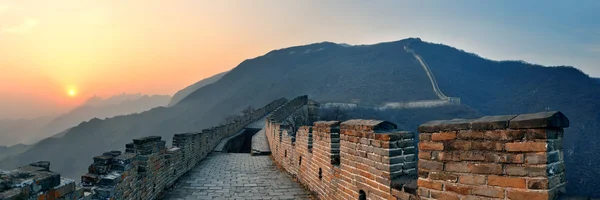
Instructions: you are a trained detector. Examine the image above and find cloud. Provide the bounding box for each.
[2,18,38,34]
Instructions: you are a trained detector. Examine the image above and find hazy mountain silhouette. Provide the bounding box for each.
[168,71,228,106]
[0,117,53,146]
[594,78,600,84]
[0,94,171,147]
[1,38,599,197]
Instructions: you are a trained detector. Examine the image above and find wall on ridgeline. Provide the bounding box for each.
[266,96,420,199]
[267,98,571,200]
[0,98,287,200]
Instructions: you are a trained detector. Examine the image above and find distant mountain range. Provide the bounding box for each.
[168,71,228,106]
[594,77,600,84]
[2,38,599,197]
[0,93,171,147]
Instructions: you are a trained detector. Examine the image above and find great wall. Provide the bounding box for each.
[1,95,570,199]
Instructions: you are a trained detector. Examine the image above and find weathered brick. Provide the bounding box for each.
[419,160,444,171]
[445,162,470,173]
[484,153,524,164]
[459,175,486,185]
[435,151,460,161]
[418,151,432,160]
[430,191,460,200]
[428,172,458,183]
[507,189,549,200]
[527,178,549,189]
[419,133,432,141]
[444,183,472,195]
[484,130,525,141]
[471,141,503,151]
[431,132,457,141]
[458,130,484,140]
[505,165,528,176]
[417,179,443,190]
[525,153,547,164]
[505,142,547,152]
[471,186,504,198]
[459,151,485,161]
[447,140,472,151]
[419,142,444,151]
[488,175,526,189]
[467,163,502,175]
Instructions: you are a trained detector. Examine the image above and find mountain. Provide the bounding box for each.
[0,117,53,146]
[35,94,171,142]
[594,78,600,84]
[0,143,30,161]
[2,38,599,197]
[0,94,171,147]
[168,71,228,106]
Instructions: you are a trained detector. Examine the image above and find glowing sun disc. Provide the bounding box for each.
[68,89,77,97]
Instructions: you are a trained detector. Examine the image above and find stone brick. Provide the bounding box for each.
[488,175,526,189]
[445,162,470,173]
[505,142,547,152]
[459,175,486,186]
[507,189,549,200]
[459,151,486,161]
[419,151,432,160]
[471,186,504,198]
[484,152,524,164]
[484,130,525,141]
[419,133,432,141]
[419,160,444,171]
[467,163,502,175]
[444,183,472,195]
[505,165,528,176]
[428,172,458,183]
[457,130,484,140]
[419,142,444,151]
[430,190,460,200]
[527,178,549,189]
[471,141,503,151]
[525,153,547,164]
[431,132,457,141]
[417,179,443,190]
[447,140,472,151]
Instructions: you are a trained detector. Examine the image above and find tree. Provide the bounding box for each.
[241,106,256,115]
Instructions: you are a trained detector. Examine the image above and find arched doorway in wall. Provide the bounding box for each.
[359,190,366,200]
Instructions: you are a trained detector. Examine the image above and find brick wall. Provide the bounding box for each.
[0,98,286,200]
[266,96,419,200]
[268,97,571,200]
[417,111,569,200]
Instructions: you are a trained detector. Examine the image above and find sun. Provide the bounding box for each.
[68,89,77,97]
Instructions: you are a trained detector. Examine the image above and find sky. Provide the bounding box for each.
[0,0,598,119]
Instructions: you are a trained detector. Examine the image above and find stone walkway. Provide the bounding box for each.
[251,129,270,155]
[162,153,311,200]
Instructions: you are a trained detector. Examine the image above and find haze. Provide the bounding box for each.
[1,0,598,119]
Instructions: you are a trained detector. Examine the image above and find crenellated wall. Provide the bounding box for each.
[0,98,287,200]
[266,96,571,200]
[266,96,419,199]
[417,112,569,200]
[1,93,573,200]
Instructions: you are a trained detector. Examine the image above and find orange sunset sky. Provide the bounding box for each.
[1,0,598,119]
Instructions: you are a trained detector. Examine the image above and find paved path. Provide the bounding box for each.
[251,129,270,155]
[162,153,311,200]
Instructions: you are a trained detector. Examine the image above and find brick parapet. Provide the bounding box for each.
[417,111,569,200]
[0,97,286,200]
[267,102,419,200]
